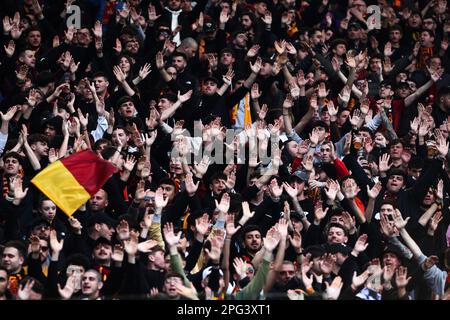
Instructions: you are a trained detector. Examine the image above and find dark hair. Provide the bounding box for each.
[209,172,227,184]
[35,71,55,87]
[408,156,424,169]
[2,152,23,165]
[266,108,283,125]
[420,29,435,38]
[92,71,109,81]
[326,223,348,237]
[389,139,405,148]
[241,224,262,237]
[389,24,403,33]
[4,240,27,259]
[380,199,397,209]
[172,51,188,61]
[158,177,176,188]
[164,271,184,281]
[27,133,49,146]
[66,253,91,271]
[387,168,407,182]
[116,95,134,109]
[101,146,121,160]
[93,138,111,151]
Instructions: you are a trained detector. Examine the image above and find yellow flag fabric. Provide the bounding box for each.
[31,160,90,216]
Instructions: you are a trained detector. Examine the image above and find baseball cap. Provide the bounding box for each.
[93,236,112,248]
[395,81,411,89]
[304,245,326,259]
[326,243,352,255]
[203,76,219,85]
[292,170,309,182]
[87,213,116,228]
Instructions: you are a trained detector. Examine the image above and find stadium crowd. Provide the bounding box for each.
[0,0,450,300]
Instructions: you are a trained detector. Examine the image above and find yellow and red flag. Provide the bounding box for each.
[31,150,117,216]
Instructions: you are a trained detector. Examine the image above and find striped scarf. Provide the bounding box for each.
[287,22,299,37]
[2,172,24,198]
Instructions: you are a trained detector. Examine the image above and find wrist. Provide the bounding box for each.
[169,245,178,255]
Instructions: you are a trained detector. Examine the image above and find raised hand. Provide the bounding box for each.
[225,167,236,190]
[288,231,302,253]
[324,276,343,300]
[204,235,223,262]
[68,217,82,234]
[428,211,443,234]
[249,57,262,74]
[262,10,273,26]
[282,182,298,199]
[352,270,370,290]
[4,40,15,58]
[436,179,444,200]
[3,16,13,34]
[18,279,35,300]
[219,9,230,25]
[275,218,289,239]
[123,231,139,256]
[233,257,248,280]
[258,104,268,120]
[395,266,411,289]
[138,63,152,80]
[15,64,29,82]
[0,105,18,122]
[379,213,397,238]
[154,187,168,209]
[225,213,240,236]
[58,274,76,300]
[112,244,124,262]
[137,240,158,253]
[250,82,261,100]
[324,179,340,201]
[241,201,255,221]
[378,153,392,173]
[215,192,230,213]
[366,182,382,199]
[410,117,420,134]
[222,68,235,86]
[263,228,281,252]
[184,172,200,195]
[49,229,64,254]
[393,209,410,230]
[302,154,314,172]
[353,234,369,253]
[247,45,260,59]
[274,39,286,56]
[113,38,122,54]
[338,85,351,105]
[317,82,330,98]
[193,155,210,178]
[383,42,392,57]
[314,201,329,223]
[349,109,362,127]
[194,213,209,237]
[436,135,449,157]
[123,155,136,172]
[269,178,283,198]
[148,4,161,22]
